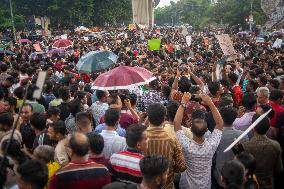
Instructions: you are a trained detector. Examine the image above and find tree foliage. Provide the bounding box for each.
[154,0,267,28]
[0,0,132,30]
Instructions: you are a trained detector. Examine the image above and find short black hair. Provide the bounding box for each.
[58,87,70,101]
[126,124,147,148]
[0,112,14,129]
[17,160,48,189]
[96,90,106,101]
[76,112,91,122]
[50,120,66,135]
[269,79,280,89]
[162,85,171,98]
[13,86,25,99]
[4,96,17,108]
[236,152,256,178]
[88,133,104,155]
[208,81,220,96]
[178,76,191,93]
[252,114,270,135]
[30,112,46,131]
[69,132,90,156]
[140,155,169,180]
[221,160,244,188]
[166,100,179,122]
[242,93,257,110]
[228,72,239,84]
[147,103,166,126]
[104,108,120,126]
[0,63,8,72]
[219,106,238,125]
[269,89,283,101]
[129,93,137,106]
[75,91,86,100]
[47,106,60,117]
[192,109,206,120]
[258,75,267,85]
[22,103,33,112]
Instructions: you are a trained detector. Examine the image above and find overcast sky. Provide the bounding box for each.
[157,0,180,7]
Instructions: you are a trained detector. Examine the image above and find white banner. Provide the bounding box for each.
[215,34,237,56]
[186,36,192,47]
[272,38,282,48]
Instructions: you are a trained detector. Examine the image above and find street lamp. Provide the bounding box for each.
[9,0,16,41]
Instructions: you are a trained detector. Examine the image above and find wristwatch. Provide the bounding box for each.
[181,102,187,108]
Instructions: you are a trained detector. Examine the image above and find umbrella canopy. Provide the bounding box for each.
[76,51,118,73]
[19,39,32,43]
[47,48,66,56]
[92,66,156,90]
[52,39,73,49]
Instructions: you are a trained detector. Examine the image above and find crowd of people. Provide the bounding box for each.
[0,26,283,189]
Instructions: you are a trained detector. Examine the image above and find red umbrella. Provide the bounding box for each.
[92,66,156,90]
[19,39,32,43]
[52,39,73,49]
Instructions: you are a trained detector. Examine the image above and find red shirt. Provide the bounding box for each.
[232,85,243,107]
[268,101,284,128]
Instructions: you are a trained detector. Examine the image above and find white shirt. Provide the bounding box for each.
[90,101,109,125]
[176,129,222,189]
[100,130,127,159]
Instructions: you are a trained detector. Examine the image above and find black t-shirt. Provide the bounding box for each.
[58,102,71,121]
[20,122,36,151]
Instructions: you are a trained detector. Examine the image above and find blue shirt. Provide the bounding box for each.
[95,123,126,137]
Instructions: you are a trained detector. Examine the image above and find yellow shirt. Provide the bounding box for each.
[45,161,61,189]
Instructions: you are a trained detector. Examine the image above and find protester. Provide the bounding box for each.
[91,90,109,126]
[221,160,245,189]
[100,108,127,159]
[17,160,49,189]
[88,133,109,166]
[110,124,147,184]
[48,132,111,189]
[243,114,283,189]
[146,103,186,189]
[47,120,69,166]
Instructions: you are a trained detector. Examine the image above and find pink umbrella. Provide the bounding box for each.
[52,39,73,49]
[19,39,32,43]
[92,66,156,90]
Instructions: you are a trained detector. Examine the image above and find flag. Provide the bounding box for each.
[148,39,161,51]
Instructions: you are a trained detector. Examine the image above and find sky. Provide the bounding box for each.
[157,0,180,8]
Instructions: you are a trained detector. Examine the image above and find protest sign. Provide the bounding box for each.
[33,43,42,52]
[148,39,161,51]
[216,34,237,60]
[256,37,264,43]
[186,36,192,47]
[272,38,282,48]
[60,34,68,39]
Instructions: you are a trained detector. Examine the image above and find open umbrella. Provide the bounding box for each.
[47,48,66,56]
[52,39,73,49]
[92,66,156,90]
[76,51,118,73]
[19,39,32,44]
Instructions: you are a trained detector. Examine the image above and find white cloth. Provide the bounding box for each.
[90,101,109,126]
[176,129,222,189]
[100,130,127,159]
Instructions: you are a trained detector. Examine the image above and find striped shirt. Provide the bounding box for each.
[110,149,144,184]
[48,160,111,189]
[145,127,187,189]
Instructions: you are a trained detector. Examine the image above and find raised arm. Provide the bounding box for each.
[189,67,204,88]
[174,92,191,132]
[172,69,181,90]
[200,94,224,130]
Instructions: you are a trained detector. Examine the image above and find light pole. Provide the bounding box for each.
[249,0,253,31]
[9,0,16,41]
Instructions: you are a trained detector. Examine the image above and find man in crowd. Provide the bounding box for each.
[20,104,35,151]
[214,106,248,187]
[243,114,283,189]
[100,108,127,159]
[146,103,186,189]
[91,90,109,126]
[110,124,147,184]
[47,120,69,166]
[49,132,111,189]
[174,93,224,189]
